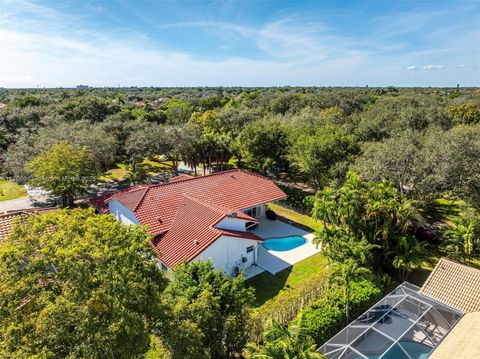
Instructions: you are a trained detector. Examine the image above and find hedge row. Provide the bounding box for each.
[299,279,383,346]
[277,184,315,214]
[249,272,327,343]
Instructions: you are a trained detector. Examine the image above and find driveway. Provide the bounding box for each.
[0,196,34,212]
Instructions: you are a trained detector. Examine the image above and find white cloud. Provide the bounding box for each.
[0,0,479,87]
[423,64,444,70]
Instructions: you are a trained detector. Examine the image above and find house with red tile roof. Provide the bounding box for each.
[90,169,287,275]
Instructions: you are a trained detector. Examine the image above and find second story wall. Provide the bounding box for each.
[109,199,139,226]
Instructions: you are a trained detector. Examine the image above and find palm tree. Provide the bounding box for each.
[391,236,427,281]
[246,313,324,359]
[444,216,479,263]
[328,259,370,325]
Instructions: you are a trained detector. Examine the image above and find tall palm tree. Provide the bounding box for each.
[246,313,324,359]
[391,236,427,281]
[328,259,371,325]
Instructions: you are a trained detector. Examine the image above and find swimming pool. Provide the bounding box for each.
[377,341,432,359]
[263,236,306,251]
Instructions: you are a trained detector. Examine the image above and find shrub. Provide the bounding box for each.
[299,279,383,345]
[249,273,326,342]
[278,184,315,214]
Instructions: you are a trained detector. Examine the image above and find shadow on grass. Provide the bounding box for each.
[247,267,291,307]
[276,214,317,234]
[422,199,463,225]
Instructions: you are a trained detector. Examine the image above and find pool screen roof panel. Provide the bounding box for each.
[318,282,463,359]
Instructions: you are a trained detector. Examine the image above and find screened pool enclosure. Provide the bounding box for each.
[318,282,463,359]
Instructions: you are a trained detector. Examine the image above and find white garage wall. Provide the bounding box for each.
[193,235,260,275]
[108,199,139,225]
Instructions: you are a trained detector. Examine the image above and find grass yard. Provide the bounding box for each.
[100,163,130,182]
[248,203,328,306]
[248,253,328,307]
[0,180,27,201]
[423,198,473,227]
[268,203,324,233]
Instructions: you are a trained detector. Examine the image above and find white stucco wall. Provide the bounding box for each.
[108,199,139,226]
[215,217,250,232]
[193,235,260,275]
[241,204,266,218]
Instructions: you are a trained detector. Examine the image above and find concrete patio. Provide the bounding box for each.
[245,216,321,279]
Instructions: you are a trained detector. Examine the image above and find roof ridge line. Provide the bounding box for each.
[136,169,243,190]
[182,194,228,214]
[132,187,151,212]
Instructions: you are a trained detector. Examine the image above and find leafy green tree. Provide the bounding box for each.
[237,119,290,174]
[0,208,166,359]
[447,103,480,124]
[328,259,371,324]
[391,236,427,281]
[162,99,193,125]
[27,141,97,207]
[14,95,43,107]
[246,313,324,359]
[127,161,149,185]
[312,173,422,270]
[125,123,167,163]
[355,125,480,209]
[56,95,119,122]
[444,215,480,262]
[198,96,229,111]
[289,125,358,189]
[355,94,450,141]
[158,261,254,359]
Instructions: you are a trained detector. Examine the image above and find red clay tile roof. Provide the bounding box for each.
[153,196,262,267]
[88,185,148,213]
[0,208,57,242]
[169,174,195,183]
[91,169,285,267]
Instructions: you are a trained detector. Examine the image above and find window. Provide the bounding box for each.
[245,207,259,217]
[246,245,254,253]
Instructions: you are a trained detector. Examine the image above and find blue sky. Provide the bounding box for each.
[0,0,479,87]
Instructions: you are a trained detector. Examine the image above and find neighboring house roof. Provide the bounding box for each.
[0,208,57,242]
[430,312,480,359]
[420,258,480,313]
[92,169,286,267]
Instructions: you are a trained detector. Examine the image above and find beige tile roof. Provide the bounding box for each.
[429,312,480,359]
[420,258,480,313]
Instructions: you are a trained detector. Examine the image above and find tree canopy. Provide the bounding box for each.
[27,141,97,207]
[158,260,255,359]
[0,208,166,359]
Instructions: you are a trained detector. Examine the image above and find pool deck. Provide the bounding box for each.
[245,216,321,279]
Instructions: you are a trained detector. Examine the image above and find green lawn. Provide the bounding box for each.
[100,163,130,182]
[0,180,27,201]
[268,203,324,233]
[248,252,328,307]
[422,198,473,227]
[247,203,328,306]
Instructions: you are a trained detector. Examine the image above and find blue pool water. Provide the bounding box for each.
[364,342,431,359]
[263,236,306,251]
[398,341,432,359]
